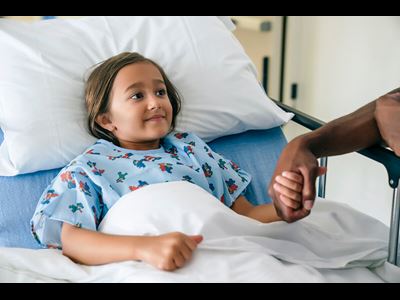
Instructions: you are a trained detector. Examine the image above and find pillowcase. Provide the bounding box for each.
[0,16,293,176]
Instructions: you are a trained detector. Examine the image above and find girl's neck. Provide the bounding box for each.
[118,139,161,151]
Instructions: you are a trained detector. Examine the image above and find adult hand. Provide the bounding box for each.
[268,137,326,223]
[375,89,400,156]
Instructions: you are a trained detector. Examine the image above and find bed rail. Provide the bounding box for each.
[272,99,400,266]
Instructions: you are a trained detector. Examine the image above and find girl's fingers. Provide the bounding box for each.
[281,171,303,184]
[180,244,193,261]
[279,194,301,210]
[185,237,199,251]
[173,252,186,268]
[273,182,302,202]
[275,176,302,193]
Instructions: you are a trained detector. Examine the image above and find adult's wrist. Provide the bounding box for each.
[288,133,320,158]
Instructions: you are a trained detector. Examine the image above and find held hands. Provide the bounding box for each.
[273,168,326,216]
[268,138,327,223]
[138,232,203,271]
[273,171,305,210]
[375,89,400,156]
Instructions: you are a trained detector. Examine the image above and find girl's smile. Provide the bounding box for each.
[144,114,166,122]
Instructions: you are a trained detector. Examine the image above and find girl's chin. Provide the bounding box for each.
[147,127,170,137]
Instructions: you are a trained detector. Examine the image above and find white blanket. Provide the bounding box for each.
[1,181,399,282]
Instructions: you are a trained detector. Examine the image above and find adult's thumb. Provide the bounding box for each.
[190,235,203,244]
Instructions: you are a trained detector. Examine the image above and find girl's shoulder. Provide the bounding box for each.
[81,139,117,157]
[63,139,112,169]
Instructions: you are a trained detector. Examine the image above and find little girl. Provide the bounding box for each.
[31,52,304,271]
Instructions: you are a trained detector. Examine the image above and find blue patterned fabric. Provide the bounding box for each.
[0,127,287,249]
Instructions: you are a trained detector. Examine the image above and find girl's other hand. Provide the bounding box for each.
[138,232,203,271]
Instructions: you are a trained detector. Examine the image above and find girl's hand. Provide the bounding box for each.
[273,171,304,210]
[138,232,203,271]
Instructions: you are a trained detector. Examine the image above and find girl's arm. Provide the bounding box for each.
[232,171,307,223]
[231,195,282,223]
[61,223,202,270]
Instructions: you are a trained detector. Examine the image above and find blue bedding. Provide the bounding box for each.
[0,127,287,249]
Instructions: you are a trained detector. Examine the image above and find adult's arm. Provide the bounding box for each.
[269,88,400,222]
[375,88,400,156]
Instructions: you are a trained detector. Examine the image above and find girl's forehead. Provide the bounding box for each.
[116,62,162,83]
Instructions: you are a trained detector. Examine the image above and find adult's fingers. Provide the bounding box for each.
[277,202,311,223]
[299,166,317,207]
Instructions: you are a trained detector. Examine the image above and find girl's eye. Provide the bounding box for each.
[156,89,166,96]
[130,92,143,100]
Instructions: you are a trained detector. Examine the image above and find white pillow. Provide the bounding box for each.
[0,16,293,176]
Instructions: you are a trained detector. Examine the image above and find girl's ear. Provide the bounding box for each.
[95,113,115,132]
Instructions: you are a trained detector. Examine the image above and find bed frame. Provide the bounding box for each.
[273,99,400,266]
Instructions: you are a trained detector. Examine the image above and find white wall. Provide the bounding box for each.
[283,16,400,225]
[232,16,282,100]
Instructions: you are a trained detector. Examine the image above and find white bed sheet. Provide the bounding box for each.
[1,181,399,283]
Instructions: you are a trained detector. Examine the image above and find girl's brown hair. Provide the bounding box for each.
[85,52,182,146]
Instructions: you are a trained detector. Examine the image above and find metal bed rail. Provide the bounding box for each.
[272,99,400,266]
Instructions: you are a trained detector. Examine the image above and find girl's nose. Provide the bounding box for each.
[147,96,162,110]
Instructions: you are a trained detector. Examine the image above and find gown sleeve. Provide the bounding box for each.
[30,165,103,249]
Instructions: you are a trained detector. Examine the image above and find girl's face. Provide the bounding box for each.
[97,62,173,150]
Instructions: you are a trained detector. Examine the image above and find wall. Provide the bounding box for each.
[283,16,400,225]
[232,16,282,100]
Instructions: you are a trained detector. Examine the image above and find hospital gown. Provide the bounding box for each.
[30,131,252,249]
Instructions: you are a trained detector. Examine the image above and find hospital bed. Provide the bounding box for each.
[1,113,399,280]
[0,16,399,282]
